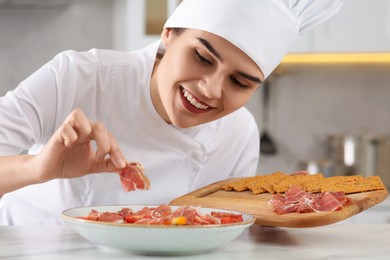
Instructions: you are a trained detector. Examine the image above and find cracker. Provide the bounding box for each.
[247,172,287,194]
[303,177,326,193]
[222,171,385,195]
[363,176,386,191]
[273,173,325,193]
[343,175,385,193]
[320,175,364,193]
[222,176,263,192]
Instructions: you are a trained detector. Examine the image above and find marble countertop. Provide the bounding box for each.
[1,224,390,260]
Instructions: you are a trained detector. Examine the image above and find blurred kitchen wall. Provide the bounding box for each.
[0,0,113,96]
[245,64,390,174]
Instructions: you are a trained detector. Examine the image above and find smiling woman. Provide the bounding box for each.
[0,0,344,225]
[150,28,263,128]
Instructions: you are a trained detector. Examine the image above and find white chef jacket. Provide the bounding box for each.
[0,41,259,225]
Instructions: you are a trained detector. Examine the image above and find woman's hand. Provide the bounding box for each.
[31,108,126,183]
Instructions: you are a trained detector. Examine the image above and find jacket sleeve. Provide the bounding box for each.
[0,51,77,155]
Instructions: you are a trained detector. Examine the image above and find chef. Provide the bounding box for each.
[0,0,344,225]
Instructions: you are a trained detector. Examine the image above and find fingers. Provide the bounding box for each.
[91,122,110,161]
[60,122,78,147]
[69,109,92,143]
[106,132,127,169]
[90,123,125,168]
[90,125,126,169]
[60,109,92,147]
[59,109,126,169]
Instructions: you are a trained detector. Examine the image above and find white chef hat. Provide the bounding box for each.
[164,0,344,79]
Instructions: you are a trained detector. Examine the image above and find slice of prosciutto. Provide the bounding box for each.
[119,162,151,192]
[269,185,351,215]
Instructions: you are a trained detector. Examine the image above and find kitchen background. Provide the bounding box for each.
[1,0,390,187]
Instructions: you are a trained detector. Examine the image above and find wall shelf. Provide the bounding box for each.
[282,53,390,64]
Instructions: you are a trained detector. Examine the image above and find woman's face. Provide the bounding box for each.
[150,28,264,128]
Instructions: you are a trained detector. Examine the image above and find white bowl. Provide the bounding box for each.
[61,204,255,255]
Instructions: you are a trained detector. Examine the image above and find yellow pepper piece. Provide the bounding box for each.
[171,216,188,225]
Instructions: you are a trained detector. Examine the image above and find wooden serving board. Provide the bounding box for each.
[169,178,388,228]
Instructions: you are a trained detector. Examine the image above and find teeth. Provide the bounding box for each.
[182,88,209,110]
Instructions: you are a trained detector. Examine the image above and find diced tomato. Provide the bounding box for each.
[219,217,242,224]
[210,212,243,223]
[124,214,152,223]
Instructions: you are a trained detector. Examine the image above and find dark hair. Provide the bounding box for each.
[171,28,186,35]
[156,28,186,60]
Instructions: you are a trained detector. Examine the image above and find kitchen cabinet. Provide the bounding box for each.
[289,0,390,53]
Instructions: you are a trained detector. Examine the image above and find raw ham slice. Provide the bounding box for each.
[81,209,124,223]
[269,185,351,214]
[151,204,172,218]
[308,194,342,212]
[119,162,151,192]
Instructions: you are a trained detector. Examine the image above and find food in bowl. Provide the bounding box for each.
[62,204,255,255]
[78,204,243,225]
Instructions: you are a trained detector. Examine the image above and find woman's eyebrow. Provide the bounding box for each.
[196,37,222,61]
[197,37,262,84]
[236,71,262,84]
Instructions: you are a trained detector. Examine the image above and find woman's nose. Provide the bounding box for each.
[198,76,223,99]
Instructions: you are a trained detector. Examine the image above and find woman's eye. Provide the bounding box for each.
[230,76,248,89]
[195,50,212,65]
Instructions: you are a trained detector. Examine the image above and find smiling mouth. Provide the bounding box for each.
[180,87,212,113]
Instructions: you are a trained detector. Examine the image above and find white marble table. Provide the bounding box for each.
[1,224,390,260]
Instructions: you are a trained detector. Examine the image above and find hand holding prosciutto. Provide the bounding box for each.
[0,109,149,196]
[0,109,127,195]
[31,109,127,182]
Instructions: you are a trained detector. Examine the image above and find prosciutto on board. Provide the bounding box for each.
[269,185,351,215]
[119,162,151,192]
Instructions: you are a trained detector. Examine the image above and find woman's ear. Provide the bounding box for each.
[161,28,174,48]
